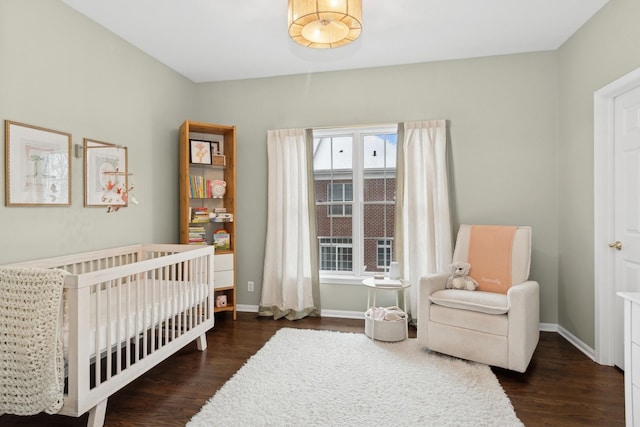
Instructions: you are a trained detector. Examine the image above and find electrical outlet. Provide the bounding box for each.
[248,281,254,292]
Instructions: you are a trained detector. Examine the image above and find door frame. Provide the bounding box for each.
[594,66,640,365]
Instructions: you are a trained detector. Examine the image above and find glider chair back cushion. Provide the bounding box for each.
[417,224,539,373]
[453,225,532,292]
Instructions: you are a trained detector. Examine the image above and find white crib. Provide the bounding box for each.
[4,244,215,427]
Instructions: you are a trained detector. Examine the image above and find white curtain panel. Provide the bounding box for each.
[397,120,452,319]
[259,129,320,320]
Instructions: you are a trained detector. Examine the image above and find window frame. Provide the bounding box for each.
[313,124,398,284]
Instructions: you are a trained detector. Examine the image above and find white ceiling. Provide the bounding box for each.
[61,0,609,83]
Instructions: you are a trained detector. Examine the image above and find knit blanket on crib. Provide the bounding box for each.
[0,267,67,415]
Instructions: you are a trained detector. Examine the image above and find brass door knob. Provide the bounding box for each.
[609,241,622,250]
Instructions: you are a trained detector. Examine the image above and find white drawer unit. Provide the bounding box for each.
[213,253,236,318]
[214,253,235,289]
[619,292,640,426]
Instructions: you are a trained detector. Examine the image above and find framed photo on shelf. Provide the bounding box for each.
[84,139,128,207]
[190,139,212,165]
[4,120,71,206]
[211,134,224,155]
[211,141,221,156]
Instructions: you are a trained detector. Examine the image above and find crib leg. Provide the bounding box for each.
[196,333,207,351]
[87,398,108,427]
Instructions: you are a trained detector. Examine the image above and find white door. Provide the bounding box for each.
[612,85,640,369]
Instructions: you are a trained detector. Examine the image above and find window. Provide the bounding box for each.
[319,237,353,271]
[327,183,353,217]
[376,239,393,269]
[313,125,397,279]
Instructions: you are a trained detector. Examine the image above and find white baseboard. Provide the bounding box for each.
[539,322,557,332]
[556,324,596,362]
[236,304,259,313]
[236,306,595,361]
[320,309,364,319]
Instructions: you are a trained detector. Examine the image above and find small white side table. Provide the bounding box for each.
[362,277,411,341]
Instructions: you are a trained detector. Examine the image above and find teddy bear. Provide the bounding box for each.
[446,262,479,291]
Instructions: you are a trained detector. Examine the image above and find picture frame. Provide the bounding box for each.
[190,139,212,165]
[84,139,128,207]
[211,141,221,156]
[211,134,224,155]
[4,120,71,206]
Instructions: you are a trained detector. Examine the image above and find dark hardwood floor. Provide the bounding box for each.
[0,312,624,426]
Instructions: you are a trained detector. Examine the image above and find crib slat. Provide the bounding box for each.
[163,265,169,345]
[105,281,112,383]
[116,278,122,376]
[140,270,148,362]
[94,284,101,386]
[150,267,157,354]
[177,262,183,336]
[126,274,131,370]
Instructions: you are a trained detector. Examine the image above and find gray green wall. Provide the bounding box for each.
[2,0,639,348]
[194,54,560,321]
[556,0,640,347]
[0,0,194,261]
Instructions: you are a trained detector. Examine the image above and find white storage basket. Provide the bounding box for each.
[364,311,407,342]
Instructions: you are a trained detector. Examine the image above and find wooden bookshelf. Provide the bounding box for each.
[179,120,236,319]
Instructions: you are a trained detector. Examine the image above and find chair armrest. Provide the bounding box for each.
[419,273,449,296]
[506,280,540,372]
[417,273,448,344]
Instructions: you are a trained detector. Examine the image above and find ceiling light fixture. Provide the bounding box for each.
[288,0,362,49]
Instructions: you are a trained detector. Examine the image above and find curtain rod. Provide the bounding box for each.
[309,122,398,131]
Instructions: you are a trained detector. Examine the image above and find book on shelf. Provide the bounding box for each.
[188,224,206,244]
[191,207,209,223]
[209,212,233,223]
[190,175,224,199]
[189,175,204,198]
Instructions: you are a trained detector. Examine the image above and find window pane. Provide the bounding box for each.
[328,183,342,201]
[314,136,353,171]
[318,237,353,272]
[344,183,353,201]
[364,177,396,203]
[363,204,395,239]
[376,239,393,269]
[317,205,353,239]
[363,133,397,170]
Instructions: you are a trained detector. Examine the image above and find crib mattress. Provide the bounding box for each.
[63,279,210,359]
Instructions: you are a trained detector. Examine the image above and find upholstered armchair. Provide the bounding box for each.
[417,224,539,373]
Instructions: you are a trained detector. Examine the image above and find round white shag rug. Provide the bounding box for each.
[188,328,523,427]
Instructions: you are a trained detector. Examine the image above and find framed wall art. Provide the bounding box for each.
[190,139,212,165]
[84,139,129,208]
[4,120,72,206]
